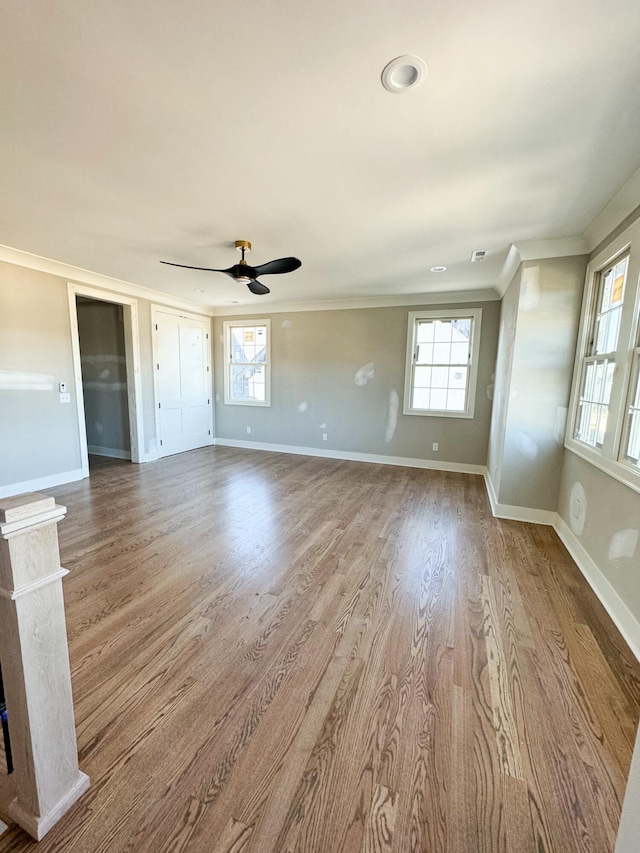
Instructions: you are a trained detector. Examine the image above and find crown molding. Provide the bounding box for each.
[497,236,589,298]
[0,244,214,316]
[496,244,522,297]
[211,287,500,316]
[513,236,589,262]
[583,166,640,252]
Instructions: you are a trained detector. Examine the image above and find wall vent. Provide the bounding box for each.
[471,249,487,262]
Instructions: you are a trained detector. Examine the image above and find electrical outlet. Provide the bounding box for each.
[432,442,439,451]
[246,426,251,435]
[322,433,328,441]
[573,498,581,520]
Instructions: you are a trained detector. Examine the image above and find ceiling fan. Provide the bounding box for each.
[161,240,301,295]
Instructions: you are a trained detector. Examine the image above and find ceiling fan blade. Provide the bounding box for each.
[246,279,270,295]
[251,257,301,276]
[160,261,233,274]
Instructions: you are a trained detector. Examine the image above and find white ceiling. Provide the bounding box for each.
[2,0,640,309]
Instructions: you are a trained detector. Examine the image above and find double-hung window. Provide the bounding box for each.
[567,215,640,492]
[574,255,628,448]
[403,309,482,418]
[223,319,271,406]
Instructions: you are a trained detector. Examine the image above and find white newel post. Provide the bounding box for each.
[0,493,89,840]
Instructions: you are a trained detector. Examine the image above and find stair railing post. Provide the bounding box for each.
[0,492,89,840]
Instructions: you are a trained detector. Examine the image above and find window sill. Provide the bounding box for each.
[403,406,474,419]
[223,399,271,407]
[564,439,640,497]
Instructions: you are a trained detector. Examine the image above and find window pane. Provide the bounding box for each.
[433,342,451,364]
[603,361,615,404]
[604,310,621,355]
[593,362,604,401]
[448,366,467,389]
[412,388,431,409]
[446,389,466,411]
[595,316,606,354]
[583,362,595,398]
[430,389,447,409]
[416,342,433,364]
[431,366,449,388]
[230,325,268,365]
[416,321,434,343]
[450,342,469,364]
[627,410,640,465]
[453,318,471,339]
[434,321,454,343]
[575,358,613,448]
[593,256,628,355]
[624,357,640,466]
[414,366,432,388]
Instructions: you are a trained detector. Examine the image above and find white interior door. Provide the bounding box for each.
[153,308,212,457]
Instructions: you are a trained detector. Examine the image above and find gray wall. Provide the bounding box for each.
[0,261,83,486]
[214,301,501,466]
[77,298,130,456]
[558,451,640,619]
[0,259,190,493]
[489,256,586,511]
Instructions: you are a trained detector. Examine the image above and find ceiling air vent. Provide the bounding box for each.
[471,250,487,262]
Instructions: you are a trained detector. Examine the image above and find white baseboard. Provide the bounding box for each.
[0,468,87,500]
[483,472,557,525]
[483,474,640,662]
[213,437,487,475]
[554,516,640,663]
[87,445,131,460]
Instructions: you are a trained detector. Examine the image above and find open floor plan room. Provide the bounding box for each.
[1,448,638,852]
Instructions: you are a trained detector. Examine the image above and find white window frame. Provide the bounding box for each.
[566,216,640,495]
[223,319,271,407]
[621,348,640,467]
[403,308,482,419]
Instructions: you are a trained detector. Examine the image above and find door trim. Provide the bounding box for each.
[151,304,213,458]
[68,283,145,473]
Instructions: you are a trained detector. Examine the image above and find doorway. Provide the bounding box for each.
[68,284,145,476]
[76,296,130,460]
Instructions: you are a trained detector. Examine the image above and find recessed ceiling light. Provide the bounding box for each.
[381,55,428,93]
[430,265,447,273]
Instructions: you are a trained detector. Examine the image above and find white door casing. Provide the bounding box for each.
[68,283,145,472]
[152,306,213,457]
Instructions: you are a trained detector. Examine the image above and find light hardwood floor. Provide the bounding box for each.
[1,447,639,852]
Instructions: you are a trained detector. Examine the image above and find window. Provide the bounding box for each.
[574,255,628,448]
[567,217,640,493]
[223,319,271,406]
[403,309,482,418]
[623,358,640,468]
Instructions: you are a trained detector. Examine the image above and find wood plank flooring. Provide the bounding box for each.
[0,447,639,852]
